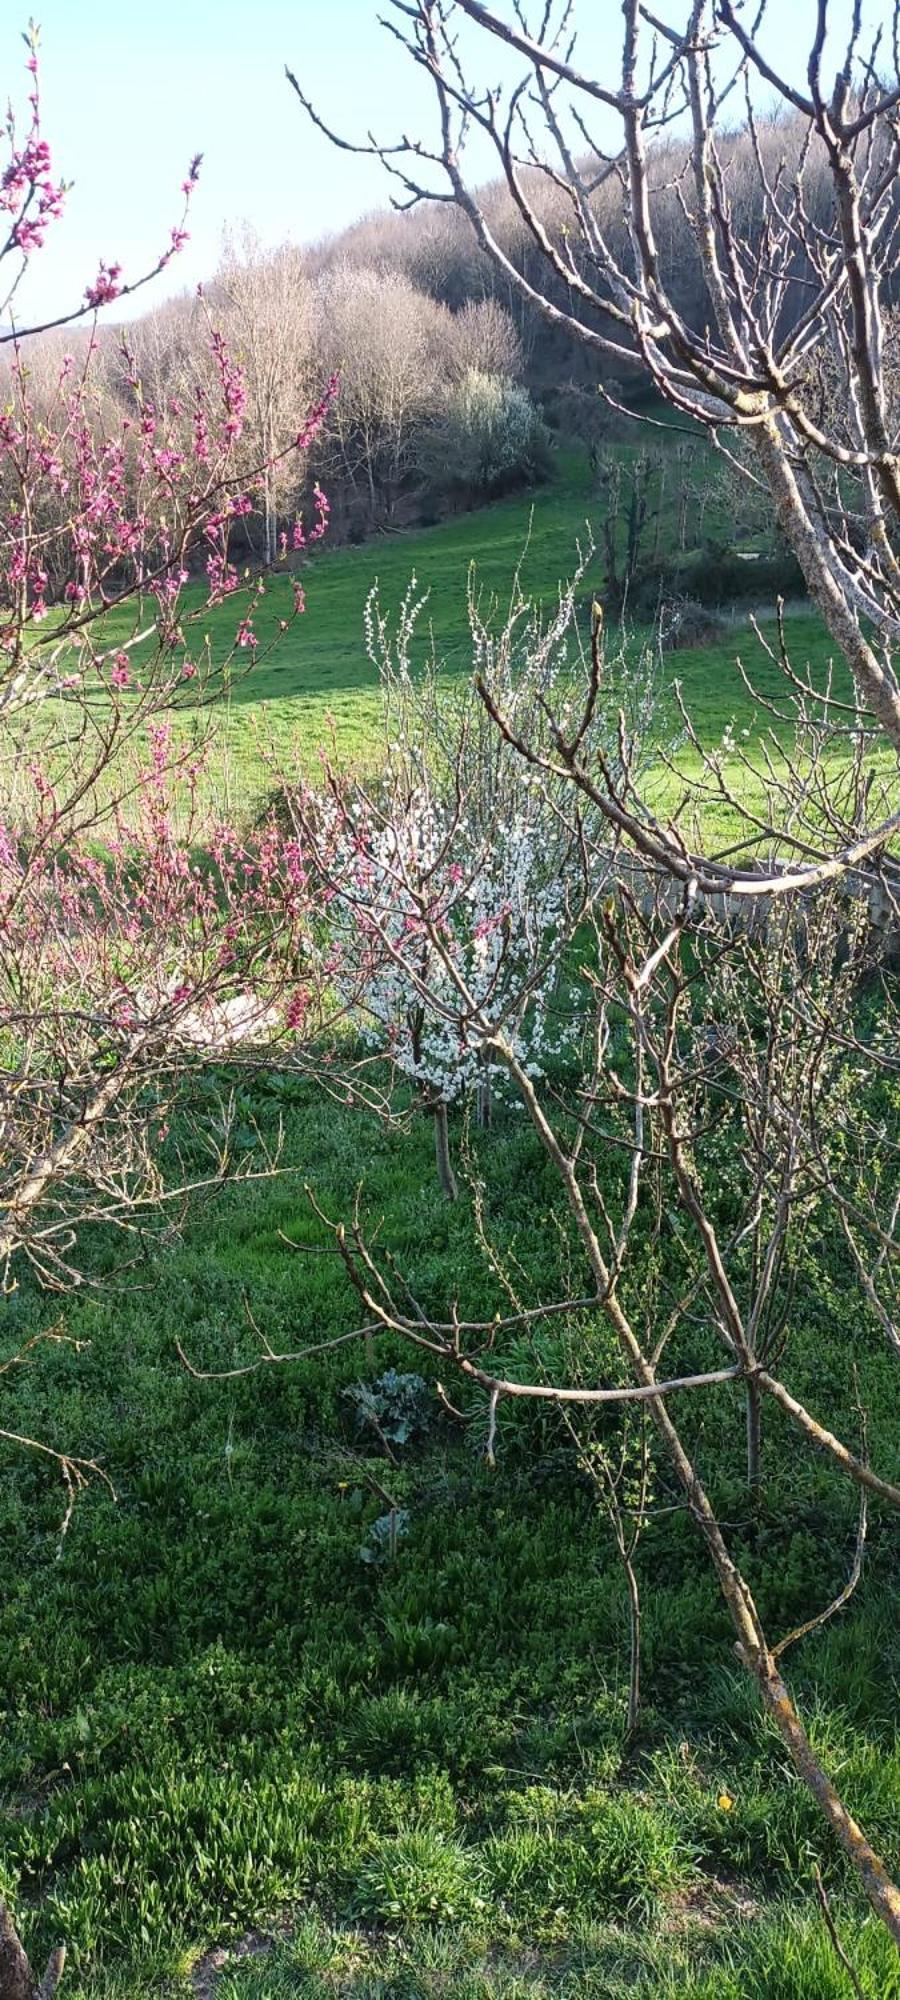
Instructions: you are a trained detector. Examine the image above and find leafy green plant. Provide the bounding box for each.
[346,1371,432,1449]
[359,1509,410,1565]
[351,1829,485,1926]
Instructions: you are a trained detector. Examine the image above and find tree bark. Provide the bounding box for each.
[433,1101,459,1201]
[750,1654,900,1948]
[0,1902,65,2000]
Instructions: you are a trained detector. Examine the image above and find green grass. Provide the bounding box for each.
[0,1084,897,1997]
[210,1906,900,2000]
[42,441,863,821]
[2,453,898,1996]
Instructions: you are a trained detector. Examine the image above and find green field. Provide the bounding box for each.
[2,1083,898,1999]
[2,457,899,1999]
[65,444,854,822]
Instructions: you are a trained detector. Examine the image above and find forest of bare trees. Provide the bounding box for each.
[5,99,861,572]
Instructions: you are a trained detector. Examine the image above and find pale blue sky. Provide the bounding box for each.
[13,0,427,323]
[9,1,874,329]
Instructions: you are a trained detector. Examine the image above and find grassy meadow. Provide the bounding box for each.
[57,443,858,825]
[2,1080,898,1999]
[2,443,899,1998]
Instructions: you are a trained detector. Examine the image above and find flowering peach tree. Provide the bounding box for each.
[0,27,336,1475]
[0,29,342,1986]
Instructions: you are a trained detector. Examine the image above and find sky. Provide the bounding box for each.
[6,0,878,330]
[10,0,436,324]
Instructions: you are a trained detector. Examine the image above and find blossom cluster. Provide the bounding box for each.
[1,30,66,262]
[0,322,335,703]
[291,571,621,1108]
[0,744,316,1046]
[322,784,582,1103]
[0,24,341,1293]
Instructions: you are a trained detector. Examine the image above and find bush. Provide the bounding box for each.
[626,544,805,617]
[421,368,551,504]
[661,598,730,651]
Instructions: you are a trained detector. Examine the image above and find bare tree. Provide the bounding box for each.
[216,228,318,563]
[593,444,662,604]
[233,557,900,1943]
[315,261,450,524]
[447,295,524,378]
[292,0,900,768]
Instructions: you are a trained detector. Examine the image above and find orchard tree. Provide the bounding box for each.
[286,559,646,1192]
[0,29,339,1993]
[283,11,900,1950]
[284,576,900,1948]
[0,22,337,1436]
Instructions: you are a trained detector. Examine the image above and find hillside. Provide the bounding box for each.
[79,442,851,819]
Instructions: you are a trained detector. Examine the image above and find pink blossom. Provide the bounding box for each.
[285,989,309,1031]
[85,260,123,309]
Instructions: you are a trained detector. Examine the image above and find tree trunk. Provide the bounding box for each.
[475,1055,492,1130]
[625,1553,641,1739]
[263,465,276,567]
[0,1902,65,2000]
[750,1653,900,1948]
[433,1101,458,1201]
[746,1374,762,1499]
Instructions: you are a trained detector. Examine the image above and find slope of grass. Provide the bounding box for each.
[54,442,856,820]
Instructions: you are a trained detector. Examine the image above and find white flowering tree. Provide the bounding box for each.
[290,560,654,1196]
[420,367,549,505]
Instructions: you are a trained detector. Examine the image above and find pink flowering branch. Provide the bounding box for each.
[0,316,337,724]
[0,739,356,1288]
[0,28,349,1983]
[0,26,204,343]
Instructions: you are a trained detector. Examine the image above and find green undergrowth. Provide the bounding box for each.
[1,1081,898,1996]
[210,1906,900,2000]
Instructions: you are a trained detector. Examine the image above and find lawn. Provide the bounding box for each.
[2,454,898,1999]
[1,1079,898,1998]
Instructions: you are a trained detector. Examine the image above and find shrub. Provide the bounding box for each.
[421,368,551,504]
[661,598,730,651]
[627,545,805,617]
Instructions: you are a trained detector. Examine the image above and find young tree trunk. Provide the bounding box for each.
[500,1047,900,1943]
[263,464,277,567]
[652,463,665,561]
[750,1653,900,1947]
[746,1374,762,1499]
[433,1101,459,1201]
[624,1551,641,1739]
[475,1054,492,1130]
